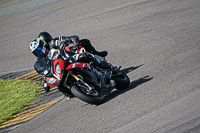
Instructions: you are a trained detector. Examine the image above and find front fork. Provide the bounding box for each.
[70,73,83,81]
[63,70,82,89]
[66,73,94,95]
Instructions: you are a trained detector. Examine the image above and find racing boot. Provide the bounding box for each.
[95,51,108,57]
[95,59,120,74]
[102,62,120,73]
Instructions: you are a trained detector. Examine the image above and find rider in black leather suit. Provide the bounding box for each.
[30,31,112,96]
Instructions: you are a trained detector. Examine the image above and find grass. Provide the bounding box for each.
[0,79,42,125]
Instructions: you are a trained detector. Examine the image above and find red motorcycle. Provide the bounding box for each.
[34,49,130,105]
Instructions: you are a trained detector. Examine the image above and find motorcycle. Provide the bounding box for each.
[34,46,130,105]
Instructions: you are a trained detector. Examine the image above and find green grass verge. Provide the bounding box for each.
[0,79,42,125]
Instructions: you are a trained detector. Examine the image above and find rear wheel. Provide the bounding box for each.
[112,71,130,90]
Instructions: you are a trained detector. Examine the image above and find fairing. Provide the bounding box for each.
[66,62,91,70]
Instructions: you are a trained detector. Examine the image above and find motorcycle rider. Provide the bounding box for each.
[30,31,116,96]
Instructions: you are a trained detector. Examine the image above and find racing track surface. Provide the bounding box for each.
[0,0,200,132]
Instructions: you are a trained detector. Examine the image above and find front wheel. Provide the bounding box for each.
[71,85,105,105]
[112,71,130,90]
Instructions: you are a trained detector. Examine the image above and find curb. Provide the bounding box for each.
[0,69,64,132]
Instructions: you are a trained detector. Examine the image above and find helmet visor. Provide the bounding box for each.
[30,38,46,57]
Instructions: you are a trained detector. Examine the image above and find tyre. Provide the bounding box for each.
[70,69,105,105]
[71,85,105,105]
[112,71,130,90]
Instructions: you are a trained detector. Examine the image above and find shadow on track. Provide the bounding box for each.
[121,64,144,74]
[104,65,153,103]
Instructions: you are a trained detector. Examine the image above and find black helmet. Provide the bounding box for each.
[38,31,53,43]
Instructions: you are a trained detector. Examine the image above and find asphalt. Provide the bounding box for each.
[0,0,200,133]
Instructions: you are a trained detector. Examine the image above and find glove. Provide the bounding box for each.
[69,35,79,46]
[58,40,66,52]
